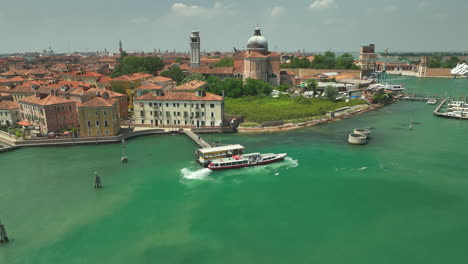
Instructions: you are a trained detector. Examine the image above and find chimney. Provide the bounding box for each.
[102,92,109,99]
[50,89,56,96]
[96,91,101,97]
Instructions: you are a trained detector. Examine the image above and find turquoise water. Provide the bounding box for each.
[0,76,467,263]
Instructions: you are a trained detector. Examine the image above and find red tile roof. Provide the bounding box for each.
[190,67,234,74]
[97,76,112,83]
[79,96,118,108]
[20,94,75,106]
[111,72,154,82]
[173,80,206,90]
[0,100,19,110]
[135,83,163,90]
[145,76,173,83]
[135,92,222,101]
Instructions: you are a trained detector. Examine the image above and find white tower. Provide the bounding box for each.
[190,30,200,68]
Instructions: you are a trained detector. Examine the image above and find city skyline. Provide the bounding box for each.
[1,0,467,53]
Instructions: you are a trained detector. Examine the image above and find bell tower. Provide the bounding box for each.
[190,30,200,68]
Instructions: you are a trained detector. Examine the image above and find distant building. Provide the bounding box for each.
[77,92,121,137]
[190,30,201,68]
[358,44,377,78]
[189,27,280,86]
[0,100,20,127]
[141,76,176,91]
[133,80,224,128]
[19,91,79,134]
[58,69,103,84]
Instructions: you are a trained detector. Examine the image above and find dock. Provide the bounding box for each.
[183,130,212,148]
[433,97,468,120]
[400,94,441,101]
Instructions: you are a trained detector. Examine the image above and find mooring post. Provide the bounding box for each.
[0,221,9,244]
[94,171,102,189]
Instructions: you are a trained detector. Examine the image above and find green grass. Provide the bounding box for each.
[225,96,367,123]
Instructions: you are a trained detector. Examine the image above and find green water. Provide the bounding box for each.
[1,76,467,264]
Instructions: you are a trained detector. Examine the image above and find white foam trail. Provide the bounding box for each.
[285,157,299,169]
[359,167,368,171]
[180,167,211,180]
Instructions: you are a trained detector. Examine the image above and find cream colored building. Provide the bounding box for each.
[77,92,121,137]
[133,81,224,128]
[0,100,20,127]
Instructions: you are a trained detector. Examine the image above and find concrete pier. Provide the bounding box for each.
[183,130,212,148]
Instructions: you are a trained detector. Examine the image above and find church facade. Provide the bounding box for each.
[190,27,281,86]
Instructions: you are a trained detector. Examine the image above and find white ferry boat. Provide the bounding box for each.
[379,84,405,91]
[207,152,287,170]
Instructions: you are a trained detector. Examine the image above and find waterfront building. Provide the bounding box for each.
[133,80,224,128]
[77,92,120,137]
[189,26,281,86]
[19,91,79,134]
[190,30,201,68]
[0,100,20,127]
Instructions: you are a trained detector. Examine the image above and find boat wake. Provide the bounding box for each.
[180,167,211,180]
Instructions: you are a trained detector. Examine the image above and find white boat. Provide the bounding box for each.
[451,63,468,76]
[378,83,405,91]
[208,152,287,170]
[427,99,437,105]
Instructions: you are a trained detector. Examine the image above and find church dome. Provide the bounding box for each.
[247,27,268,51]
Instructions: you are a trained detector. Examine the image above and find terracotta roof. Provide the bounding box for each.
[111,72,154,82]
[146,76,173,83]
[190,67,234,74]
[79,96,118,108]
[97,76,112,83]
[173,80,206,90]
[17,121,33,126]
[0,100,19,110]
[135,92,222,101]
[135,83,163,90]
[20,94,75,106]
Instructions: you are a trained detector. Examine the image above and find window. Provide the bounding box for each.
[210,104,215,108]
[184,103,187,107]
[173,111,177,116]
[141,120,144,124]
[103,111,107,116]
[69,105,72,110]
[177,103,180,107]
[105,130,109,135]
[166,111,170,116]
[211,112,214,117]
[97,130,101,136]
[185,120,187,125]
[201,104,205,108]
[184,111,188,117]
[173,103,176,107]
[61,106,65,111]
[95,110,99,115]
[166,120,170,124]
[201,112,205,116]
[96,120,100,126]
[150,111,153,116]
[140,111,144,117]
[151,120,153,124]
[104,120,108,126]
[173,120,177,125]
[88,130,92,136]
[149,103,152,107]
[196,104,199,108]
[177,112,181,116]
[211,121,215,126]
[166,103,169,107]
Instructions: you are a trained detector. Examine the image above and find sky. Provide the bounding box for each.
[0,0,466,53]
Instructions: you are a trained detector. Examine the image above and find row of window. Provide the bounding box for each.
[0,111,19,117]
[140,111,215,118]
[87,120,110,127]
[144,119,217,126]
[143,102,216,108]
[88,129,111,136]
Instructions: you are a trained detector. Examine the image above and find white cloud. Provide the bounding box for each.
[383,5,399,13]
[309,0,337,9]
[170,2,230,17]
[268,6,285,17]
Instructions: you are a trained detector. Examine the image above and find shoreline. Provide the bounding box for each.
[237,103,387,133]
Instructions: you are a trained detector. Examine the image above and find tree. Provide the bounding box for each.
[213,57,234,67]
[277,84,291,92]
[428,56,442,68]
[324,85,339,101]
[110,56,164,77]
[181,73,206,84]
[160,66,187,84]
[442,56,460,68]
[304,79,318,96]
[175,57,183,64]
[336,53,359,69]
[244,78,273,97]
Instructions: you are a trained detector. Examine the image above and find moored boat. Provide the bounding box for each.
[208,152,287,170]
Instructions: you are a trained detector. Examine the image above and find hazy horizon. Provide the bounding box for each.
[1,0,466,54]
